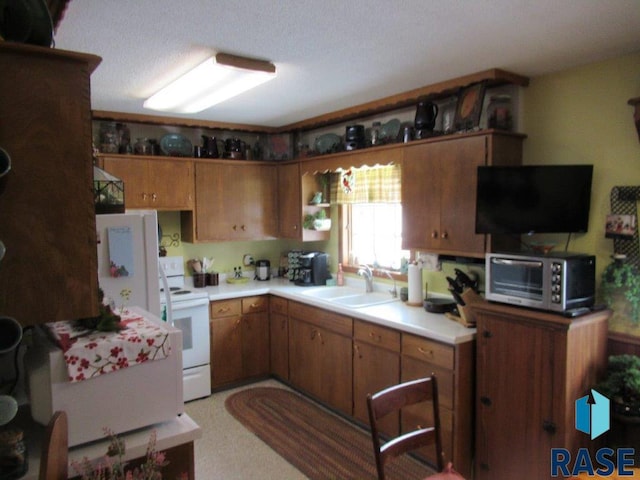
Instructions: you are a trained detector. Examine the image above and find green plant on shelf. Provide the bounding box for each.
[601,254,640,323]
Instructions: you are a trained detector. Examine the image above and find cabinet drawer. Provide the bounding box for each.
[210,299,241,318]
[289,301,352,336]
[354,320,400,352]
[242,296,268,314]
[402,334,454,370]
[270,296,288,315]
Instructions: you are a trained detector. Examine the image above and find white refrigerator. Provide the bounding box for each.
[95,210,161,318]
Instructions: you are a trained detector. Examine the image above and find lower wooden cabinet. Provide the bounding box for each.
[288,301,353,415]
[401,333,474,479]
[209,296,270,389]
[269,296,289,380]
[353,320,401,437]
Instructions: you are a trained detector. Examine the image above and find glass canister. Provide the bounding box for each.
[99,122,119,153]
[487,94,513,131]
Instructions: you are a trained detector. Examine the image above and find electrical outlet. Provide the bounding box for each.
[243,254,255,266]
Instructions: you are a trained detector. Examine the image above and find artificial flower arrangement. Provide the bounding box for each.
[71,429,188,480]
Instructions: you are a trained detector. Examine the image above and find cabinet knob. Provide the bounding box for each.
[483,330,493,338]
[151,193,157,201]
[293,225,298,230]
[241,225,246,231]
[542,420,557,435]
[142,193,148,200]
[417,347,434,358]
[431,230,438,239]
[480,396,492,406]
[441,231,448,239]
[233,225,237,231]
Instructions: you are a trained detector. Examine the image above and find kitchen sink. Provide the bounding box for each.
[301,286,398,308]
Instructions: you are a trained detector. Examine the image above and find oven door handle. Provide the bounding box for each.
[491,258,543,268]
[170,298,210,311]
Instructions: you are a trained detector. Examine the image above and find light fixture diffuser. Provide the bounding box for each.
[144,53,276,114]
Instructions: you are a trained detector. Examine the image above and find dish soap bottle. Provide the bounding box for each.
[337,263,344,286]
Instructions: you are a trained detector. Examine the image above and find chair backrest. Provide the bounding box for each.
[39,411,68,480]
[367,376,444,480]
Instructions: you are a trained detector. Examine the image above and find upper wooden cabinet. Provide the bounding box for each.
[183,160,277,242]
[100,155,194,210]
[277,162,302,238]
[0,44,101,326]
[402,132,523,257]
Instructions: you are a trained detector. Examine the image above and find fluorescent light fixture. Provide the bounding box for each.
[143,53,276,114]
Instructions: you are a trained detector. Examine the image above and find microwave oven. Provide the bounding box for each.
[485,252,596,313]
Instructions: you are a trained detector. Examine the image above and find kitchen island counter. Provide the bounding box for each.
[192,277,475,345]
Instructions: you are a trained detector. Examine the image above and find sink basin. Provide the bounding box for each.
[301,286,398,308]
[329,293,399,308]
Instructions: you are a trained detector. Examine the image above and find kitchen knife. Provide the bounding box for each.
[446,276,463,293]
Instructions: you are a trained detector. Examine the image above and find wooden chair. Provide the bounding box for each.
[367,376,465,480]
[39,411,68,480]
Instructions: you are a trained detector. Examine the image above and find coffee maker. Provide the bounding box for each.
[294,252,331,286]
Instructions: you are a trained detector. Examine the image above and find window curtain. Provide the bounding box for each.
[331,164,401,204]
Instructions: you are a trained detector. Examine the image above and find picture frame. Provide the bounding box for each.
[605,214,637,239]
[454,82,486,131]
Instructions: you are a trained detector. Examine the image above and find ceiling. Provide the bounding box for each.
[53,0,640,128]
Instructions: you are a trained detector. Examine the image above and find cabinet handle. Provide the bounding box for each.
[151,193,157,202]
[217,307,231,313]
[418,347,434,358]
[293,225,298,230]
[542,420,557,435]
[241,225,246,231]
[480,396,492,406]
[142,193,148,201]
[233,225,237,231]
[234,318,241,327]
[354,344,362,359]
[483,330,493,338]
[431,230,438,239]
[441,231,448,239]
[249,303,260,309]
[369,332,381,342]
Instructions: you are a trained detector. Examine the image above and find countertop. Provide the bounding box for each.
[190,276,476,345]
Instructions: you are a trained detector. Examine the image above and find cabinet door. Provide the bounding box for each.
[270,312,289,379]
[277,162,302,239]
[210,315,243,388]
[353,341,400,435]
[239,164,277,240]
[318,328,353,415]
[194,162,231,240]
[146,158,193,209]
[289,318,323,398]
[242,311,270,378]
[475,315,555,479]
[438,135,486,254]
[401,142,442,250]
[102,157,148,208]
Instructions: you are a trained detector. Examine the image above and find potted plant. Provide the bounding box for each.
[596,354,640,419]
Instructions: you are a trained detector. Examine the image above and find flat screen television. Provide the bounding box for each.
[475,165,594,234]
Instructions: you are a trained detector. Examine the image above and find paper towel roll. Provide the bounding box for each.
[407,263,423,306]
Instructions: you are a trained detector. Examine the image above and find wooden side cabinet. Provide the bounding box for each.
[0,44,101,326]
[269,296,289,380]
[471,302,610,480]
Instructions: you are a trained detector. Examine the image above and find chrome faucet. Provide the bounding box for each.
[357,265,374,293]
[383,270,398,298]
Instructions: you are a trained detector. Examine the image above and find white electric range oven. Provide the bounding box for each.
[159,256,211,402]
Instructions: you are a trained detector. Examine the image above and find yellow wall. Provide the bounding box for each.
[160,52,640,293]
[521,51,640,281]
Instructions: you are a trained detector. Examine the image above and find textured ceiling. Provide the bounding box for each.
[53,0,640,127]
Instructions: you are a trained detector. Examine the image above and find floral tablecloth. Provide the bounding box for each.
[45,309,172,383]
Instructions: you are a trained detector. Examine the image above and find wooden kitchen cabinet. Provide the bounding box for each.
[100,155,194,210]
[0,44,101,327]
[269,296,289,380]
[401,333,474,478]
[471,302,610,480]
[184,160,277,242]
[209,296,270,389]
[353,320,401,437]
[288,301,353,415]
[401,132,523,257]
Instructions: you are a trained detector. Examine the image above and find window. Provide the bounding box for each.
[332,164,409,271]
[347,203,409,270]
